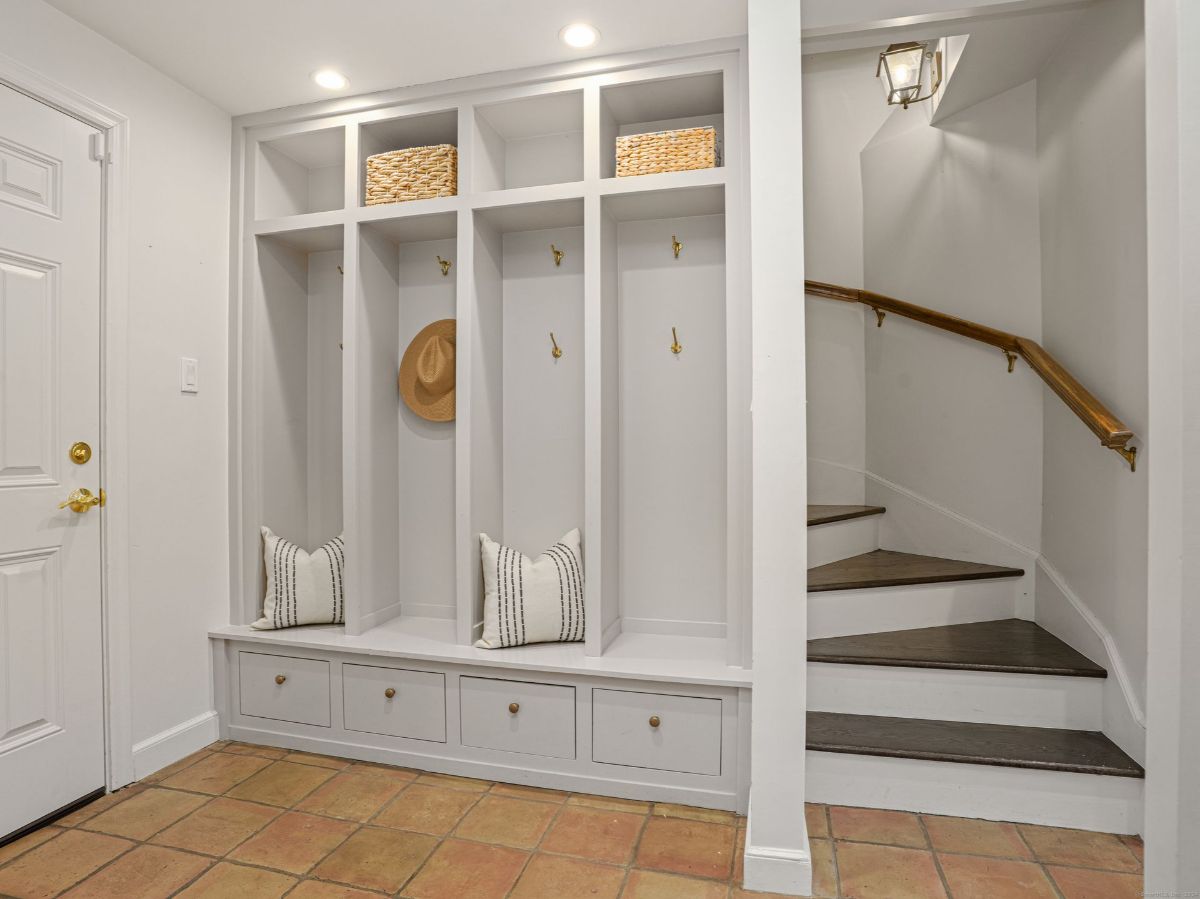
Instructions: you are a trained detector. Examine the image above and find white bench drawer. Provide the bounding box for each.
[343,664,446,742]
[460,676,575,759]
[592,689,722,775]
[239,651,331,727]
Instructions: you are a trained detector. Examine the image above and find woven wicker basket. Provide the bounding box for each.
[615,126,718,178]
[365,144,458,205]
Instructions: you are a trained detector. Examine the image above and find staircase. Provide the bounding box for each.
[804,505,1143,834]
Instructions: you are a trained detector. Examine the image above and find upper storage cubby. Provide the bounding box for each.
[599,72,724,180]
[359,110,459,207]
[255,127,345,220]
[473,91,584,192]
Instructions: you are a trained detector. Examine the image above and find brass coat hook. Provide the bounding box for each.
[437,256,452,277]
[672,235,683,259]
[873,307,885,327]
[670,327,682,355]
[1004,349,1017,373]
[336,265,344,275]
[550,332,563,359]
[551,244,564,267]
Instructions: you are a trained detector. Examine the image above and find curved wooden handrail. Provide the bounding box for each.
[805,280,1138,470]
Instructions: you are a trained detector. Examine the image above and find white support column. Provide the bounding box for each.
[745,1,810,895]
[1144,0,1200,892]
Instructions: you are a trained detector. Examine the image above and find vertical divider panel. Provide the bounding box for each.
[341,221,363,633]
[584,194,604,656]
[723,58,749,668]
[460,212,504,645]
[454,206,477,645]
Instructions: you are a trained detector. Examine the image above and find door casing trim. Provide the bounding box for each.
[0,51,135,790]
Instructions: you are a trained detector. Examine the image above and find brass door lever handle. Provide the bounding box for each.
[59,488,105,513]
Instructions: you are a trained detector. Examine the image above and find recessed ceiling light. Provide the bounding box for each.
[312,69,349,90]
[559,23,599,49]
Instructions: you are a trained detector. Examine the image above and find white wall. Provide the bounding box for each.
[802,50,891,503]
[861,82,1045,572]
[1035,0,1148,746]
[0,0,231,775]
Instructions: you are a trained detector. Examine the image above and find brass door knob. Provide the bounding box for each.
[649,715,661,729]
[275,674,286,685]
[69,442,92,464]
[58,487,104,513]
[384,688,396,699]
[508,702,520,714]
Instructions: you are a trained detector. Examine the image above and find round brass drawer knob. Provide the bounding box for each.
[649,715,661,729]
[274,674,286,685]
[384,688,396,699]
[508,702,520,714]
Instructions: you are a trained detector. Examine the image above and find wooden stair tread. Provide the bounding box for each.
[808,549,1024,592]
[808,619,1105,677]
[807,505,886,526]
[808,712,1143,778]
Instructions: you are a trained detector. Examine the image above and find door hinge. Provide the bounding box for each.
[89,132,111,165]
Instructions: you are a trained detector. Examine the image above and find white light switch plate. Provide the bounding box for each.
[180,357,199,394]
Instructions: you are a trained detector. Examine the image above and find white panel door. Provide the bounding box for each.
[0,85,104,839]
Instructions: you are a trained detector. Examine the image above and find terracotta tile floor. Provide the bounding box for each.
[0,741,1144,898]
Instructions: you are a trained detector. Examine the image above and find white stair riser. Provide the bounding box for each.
[808,663,1104,730]
[807,517,880,568]
[808,579,1017,639]
[807,751,1143,834]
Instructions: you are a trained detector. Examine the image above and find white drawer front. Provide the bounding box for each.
[592,689,722,775]
[239,651,331,727]
[460,676,575,759]
[343,664,446,742]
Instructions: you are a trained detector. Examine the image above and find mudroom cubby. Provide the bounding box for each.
[460,199,586,643]
[472,91,585,192]
[599,70,726,180]
[238,223,345,625]
[255,127,346,220]
[601,196,729,642]
[221,45,751,810]
[356,211,459,632]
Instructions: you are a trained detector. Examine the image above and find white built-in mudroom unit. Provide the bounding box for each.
[212,46,754,811]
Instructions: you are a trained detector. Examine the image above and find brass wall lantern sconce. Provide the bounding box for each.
[876,41,943,109]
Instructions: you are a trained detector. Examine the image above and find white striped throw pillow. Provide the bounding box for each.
[254,526,346,630]
[476,529,584,649]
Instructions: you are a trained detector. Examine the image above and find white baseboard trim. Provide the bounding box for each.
[620,617,727,639]
[131,710,219,781]
[353,600,404,635]
[742,843,812,896]
[401,603,456,620]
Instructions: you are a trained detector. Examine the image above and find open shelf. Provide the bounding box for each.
[359,110,459,208]
[242,225,345,624]
[256,127,345,219]
[600,195,729,641]
[473,91,584,192]
[354,211,459,633]
[463,199,586,641]
[600,72,725,180]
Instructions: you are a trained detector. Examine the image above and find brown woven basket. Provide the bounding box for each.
[615,126,718,178]
[365,144,458,205]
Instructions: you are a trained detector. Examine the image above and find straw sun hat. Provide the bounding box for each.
[399,319,456,422]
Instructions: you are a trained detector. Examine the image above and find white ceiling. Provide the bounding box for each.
[43,0,748,116]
